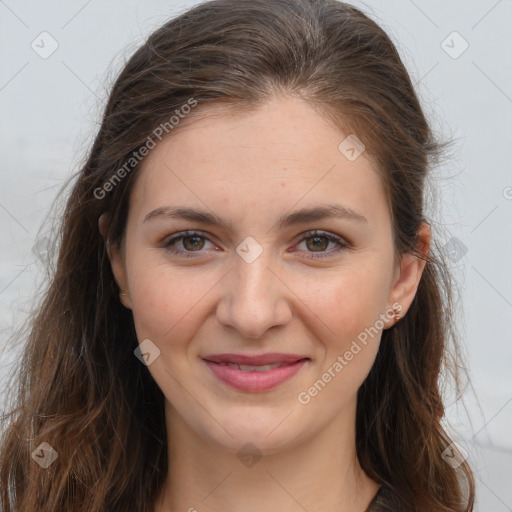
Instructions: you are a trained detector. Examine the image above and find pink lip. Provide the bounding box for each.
[202,354,310,392]
[202,353,308,366]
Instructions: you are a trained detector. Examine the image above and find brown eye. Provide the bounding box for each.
[305,235,330,252]
[295,230,350,259]
[182,235,205,251]
[163,231,215,257]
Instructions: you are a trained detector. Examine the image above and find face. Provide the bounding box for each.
[107,95,428,454]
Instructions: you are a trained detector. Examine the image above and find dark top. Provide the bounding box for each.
[365,486,410,511]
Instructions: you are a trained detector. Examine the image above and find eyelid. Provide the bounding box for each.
[162,230,219,257]
[292,229,350,259]
[162,229,351,259]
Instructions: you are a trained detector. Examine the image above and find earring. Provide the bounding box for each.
[393,305,401,322]
[118,289,132,310]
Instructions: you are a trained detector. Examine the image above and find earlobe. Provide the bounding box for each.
[386,222,431,323]
[110,245,132,309]
[98,213,110,245]
[98,213,132,309]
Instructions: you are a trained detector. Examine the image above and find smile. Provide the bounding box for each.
[215,361,292,372]
[202,355,310,392]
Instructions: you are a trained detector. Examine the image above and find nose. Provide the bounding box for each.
[215,249,293,340]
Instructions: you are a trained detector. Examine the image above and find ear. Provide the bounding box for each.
[386,222,431,325]
[99,213,132,309]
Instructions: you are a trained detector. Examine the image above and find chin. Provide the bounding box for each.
[201,412,311,456]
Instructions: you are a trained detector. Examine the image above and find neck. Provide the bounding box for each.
[154,398,380,512]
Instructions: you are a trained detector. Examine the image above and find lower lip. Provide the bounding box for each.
[203,359,309,392]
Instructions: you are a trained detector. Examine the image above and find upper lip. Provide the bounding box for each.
[202,353,310,366]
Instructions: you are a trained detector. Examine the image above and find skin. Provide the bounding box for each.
[101,94,430,512]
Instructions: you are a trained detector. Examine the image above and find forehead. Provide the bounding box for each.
[129,95,389,228]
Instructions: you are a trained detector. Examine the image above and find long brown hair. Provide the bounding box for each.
[0,1,474,510]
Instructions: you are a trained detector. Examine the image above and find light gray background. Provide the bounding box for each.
[1,0,511,510]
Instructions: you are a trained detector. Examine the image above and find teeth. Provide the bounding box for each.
[238,364,256,371]
[254,364,277,372]
[223,362,284,372]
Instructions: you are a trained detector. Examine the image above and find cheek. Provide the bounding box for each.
[125,249,202,343]
[298,261,391,343]
[294,261,391,397]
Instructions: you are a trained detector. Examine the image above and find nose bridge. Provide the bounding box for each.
[236,248,275,300]
[216,241,291,339]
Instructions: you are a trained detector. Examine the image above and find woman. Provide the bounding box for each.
[0,0,474,510]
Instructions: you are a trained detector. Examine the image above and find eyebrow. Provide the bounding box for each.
[143,203,367,231]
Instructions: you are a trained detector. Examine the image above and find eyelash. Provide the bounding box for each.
[162,230,350,260]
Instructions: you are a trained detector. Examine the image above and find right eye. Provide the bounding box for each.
[163,230,219,257]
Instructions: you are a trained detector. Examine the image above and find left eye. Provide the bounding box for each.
[294,230,349,259]
[163,230,349,259]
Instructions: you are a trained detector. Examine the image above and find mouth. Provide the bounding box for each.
[207,361,303,372]
[201,353,310,366]
[201,353,311,392]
